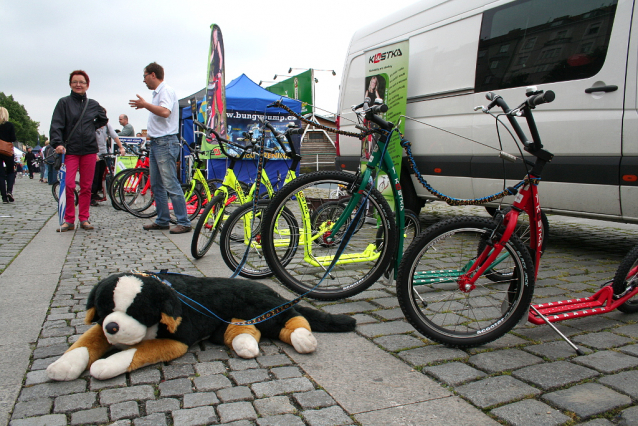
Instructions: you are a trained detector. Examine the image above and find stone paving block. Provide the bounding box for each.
[132,412,168,426]
[228,358,259,371]
[566,316,621,332]
[252,377,314,398]
[373,334,425,352]
[469,349,543,373]
[89,374,127,390]
[196,345,229,361]
[193,374,233,391]
[490,399,571,426]
[465,333,529,353]
[24,369,50,386]
[230,368,270,385]
[194,361,226,376]
[618,343,638,357]
[162,363,194,380]
[293,390,336,409]
[302,405,353,426]
[613,323,638,338]
[271,366,303,379]
[320,301,375,315]
[578,419,614,426]
[512,360,599,390]
[619,406,638,426]
[30,357,58,371]
[356,320,415,337]
[146,398,180,414]
[109,401,139,421]
[423,362,487,386]
[32,344,69,360]
[129,367,161,385]
[256,414,305,425]
[397,346,468,366]
[53,391,96,412]
[572,331,633,349]
[37,337,68,348]
[159,377,193,397]
[542,383,631,418]
[183,392,220,408]
[18,380,87,402]
[171,406,218,426]
[513,323,579,342]
[350,313,376,324]
[373,307,405,320]
[254,395,297,416]
[70,407,109,425]
[217,385,254,402]
[573,350,638,373]
[217,401,258,423]
[10,398,53,420]
[524,340,592,360]
[598,370,638,398]
[455,375,541,409]
[8,414,68,426]
[99,385,155,404]
[170,352,197,364]
[257,354,292,368]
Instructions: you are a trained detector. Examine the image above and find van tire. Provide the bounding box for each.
[400,164,424,215]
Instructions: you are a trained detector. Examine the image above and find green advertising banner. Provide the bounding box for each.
[363,40,409,209]
[265,70,312,115]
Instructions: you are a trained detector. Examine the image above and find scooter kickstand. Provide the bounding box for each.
[530,305,585,356]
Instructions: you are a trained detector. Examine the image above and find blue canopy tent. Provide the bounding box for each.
[181,74,302,190]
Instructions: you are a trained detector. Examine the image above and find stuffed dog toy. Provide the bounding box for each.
[47,272,356,381]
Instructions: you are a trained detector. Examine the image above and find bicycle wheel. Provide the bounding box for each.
[612,244,638,313]
[108,169,132,210]
[396,216,535,347]
[118,168,156,218]
[191,194,225,259]
[220,200,299,278]
[261,171,397,300]
[484,208,549,281]
[169,184,202,224]
[310,199,366,247]
[52,181,79,206]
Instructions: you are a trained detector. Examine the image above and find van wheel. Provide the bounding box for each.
[400,164,424,215]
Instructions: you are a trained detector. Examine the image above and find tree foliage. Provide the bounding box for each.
[0,93,40,146]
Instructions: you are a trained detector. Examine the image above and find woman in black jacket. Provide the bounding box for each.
[0,107,16,203]
[50,70,107,232]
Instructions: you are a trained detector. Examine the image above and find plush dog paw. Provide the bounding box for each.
[290,328,317,354]
[47,347,90,381]
[232,333,260,358]
[90,349,136,380]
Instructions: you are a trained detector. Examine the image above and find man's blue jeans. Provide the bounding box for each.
[149,134,190,227]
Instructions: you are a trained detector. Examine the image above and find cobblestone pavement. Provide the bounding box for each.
[3,178,638,425]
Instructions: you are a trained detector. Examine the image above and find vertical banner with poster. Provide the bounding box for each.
[363,40,409,209]
[202,24,226,158]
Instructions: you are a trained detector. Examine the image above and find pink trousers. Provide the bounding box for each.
[64,154,97,224]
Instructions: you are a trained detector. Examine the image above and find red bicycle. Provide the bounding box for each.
[396,89,638,353]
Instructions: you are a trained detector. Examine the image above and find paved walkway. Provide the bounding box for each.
[2,177,638,425]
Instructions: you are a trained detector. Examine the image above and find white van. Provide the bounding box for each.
[336,0,638,223]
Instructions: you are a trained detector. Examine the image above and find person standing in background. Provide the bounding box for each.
[0,107,16,203]
[24,147,36,179]
[50,70,108,232]
[129,62,191,234]
[118,114,134,136]
[92,117,126,206]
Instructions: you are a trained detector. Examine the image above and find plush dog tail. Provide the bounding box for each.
[296,306,356,332]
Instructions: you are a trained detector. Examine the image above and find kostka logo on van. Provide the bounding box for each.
[369,49,403,64]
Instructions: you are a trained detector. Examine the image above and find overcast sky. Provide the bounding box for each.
[2,0,419,141]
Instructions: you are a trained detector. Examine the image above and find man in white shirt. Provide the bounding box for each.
[129,62,191,234]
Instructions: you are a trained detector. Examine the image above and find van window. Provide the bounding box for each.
[475,0,618,92]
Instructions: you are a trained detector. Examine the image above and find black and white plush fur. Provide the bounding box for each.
[47,272,355,381]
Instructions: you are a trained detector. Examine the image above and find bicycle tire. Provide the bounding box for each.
[261,170,397,300]
[483,208,549,282]
[108,169,132,210]
[191,194,225,259]
[219,200,299,278]
[396,216,535,348]
[612,244,638,313]
[170,183,202,224]
[52,181,79,206]
[118,168,156,218]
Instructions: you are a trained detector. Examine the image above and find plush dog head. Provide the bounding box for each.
[85,273,182,346]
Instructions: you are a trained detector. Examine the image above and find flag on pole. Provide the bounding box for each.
[202,23,226,158]
[57,154,67,228]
